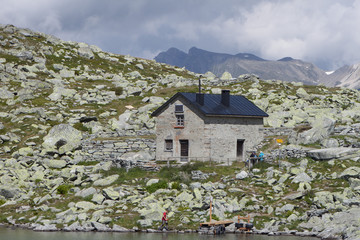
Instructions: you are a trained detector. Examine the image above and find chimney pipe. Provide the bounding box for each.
[196,93,204,106]
[221,89,230,107]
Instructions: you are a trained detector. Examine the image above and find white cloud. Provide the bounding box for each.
[1,0,360,69]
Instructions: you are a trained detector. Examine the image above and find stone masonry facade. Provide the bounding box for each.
[154,99,265,162]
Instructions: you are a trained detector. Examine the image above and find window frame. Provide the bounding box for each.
[164,139,173,151]
[176,114,185,126]
[175,104,184,113]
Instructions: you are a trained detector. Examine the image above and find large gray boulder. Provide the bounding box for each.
[42,124,82,154]
[111,110,132,130]
[339,167,360,180]
[308,148,359,161]
[75,187,97,198]
[93,175,119,187]
[0,187,19,199]
[77,47,94,59]
[289,116,335,145]
[0,87,14,99]
[292,172,312,183]
[235,171,248,180]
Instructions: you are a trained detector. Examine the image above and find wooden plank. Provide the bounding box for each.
[200,220,234,227]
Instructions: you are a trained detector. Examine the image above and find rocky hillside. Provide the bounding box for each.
[0,24,360,239]
[155,47,327,85]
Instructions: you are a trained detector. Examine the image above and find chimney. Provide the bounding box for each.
[196,93,204,106]
[221,89,230,107]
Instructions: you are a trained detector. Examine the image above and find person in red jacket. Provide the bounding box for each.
[159,209,169,231]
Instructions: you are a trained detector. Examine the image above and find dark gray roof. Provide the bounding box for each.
[151,92,268,117]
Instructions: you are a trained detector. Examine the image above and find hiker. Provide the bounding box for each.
[250,151,257,166]
[259,151,264,161]
[159,209,169,231]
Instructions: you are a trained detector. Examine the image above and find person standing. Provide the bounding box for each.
[259,151,264,161]
[159,209,169,231]
[250,151,257,166]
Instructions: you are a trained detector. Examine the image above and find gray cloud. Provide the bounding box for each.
[0,0,359,70]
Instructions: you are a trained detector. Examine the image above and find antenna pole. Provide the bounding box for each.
[198,75,202,94]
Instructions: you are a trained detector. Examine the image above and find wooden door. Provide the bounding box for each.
[180,140,189,162]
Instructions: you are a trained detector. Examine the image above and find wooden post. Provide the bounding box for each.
[209,198,212,222]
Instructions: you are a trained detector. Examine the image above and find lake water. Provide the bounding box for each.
[0,227,318,240]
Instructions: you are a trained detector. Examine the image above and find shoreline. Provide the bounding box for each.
[0,223,323,239]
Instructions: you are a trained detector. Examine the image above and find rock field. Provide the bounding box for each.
[0,24,360,239]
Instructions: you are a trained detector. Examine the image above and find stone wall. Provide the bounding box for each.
[80,137,156,163]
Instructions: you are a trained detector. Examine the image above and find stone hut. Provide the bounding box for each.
[151,90,268,162]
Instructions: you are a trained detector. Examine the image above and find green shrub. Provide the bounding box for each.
[0,199,6,206]
[77,161,99,166]
[57,184,72,195]
[113,87,123,96]
[146,180,168,193]
[73,122,91,133]
[83,194,93,202]
[171,182,181,190]
[35,179,42,185]
[0,215,8,223]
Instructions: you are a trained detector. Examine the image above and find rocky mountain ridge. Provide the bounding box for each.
[155,47,360,89]
[0,24,360,239]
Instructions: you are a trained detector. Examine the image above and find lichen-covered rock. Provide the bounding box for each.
[42,124,82,154]
[77,47,94,59]
[289,116,335,145]
[102,187,120,200]
[340,167,360,180]
[308,147,359,161]
[93,175,119,187]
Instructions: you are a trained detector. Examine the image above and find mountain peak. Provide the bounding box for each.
[278,57,294,61]
[154,47,326,84]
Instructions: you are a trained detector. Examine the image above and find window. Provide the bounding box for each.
[165,139,173,151]
[176,114,184,126]
[175,104,184,113]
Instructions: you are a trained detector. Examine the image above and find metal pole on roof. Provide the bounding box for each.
[198,75,202,94]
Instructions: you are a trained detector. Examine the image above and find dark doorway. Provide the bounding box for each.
[180,140,189,162]
[237,139,245,160]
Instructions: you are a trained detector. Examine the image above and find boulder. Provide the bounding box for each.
[93,175,119,187]
[321,138,339,148]
[33,224,57,231]
[308,147,359,161]
[0,87,14,99]
[75,201,96,210]
[102,187,120,200]
[289,116,335,145]
[296,88,310,100]
[220,71,232,80]
[111,110,132,130]
[91,194,105,205]
[146,179,159,186]
[0,187,19,199]
[42,124,82,154]
[339,167,360,180]
[292,172,312,183]
[112,224,129,232]
[45,160,67,169]
[175,191,194,203]
[91,222,109,231]
[235,171,248,180]
[204,71,217,80]
[75,187,97,198]
[78,47,94,59]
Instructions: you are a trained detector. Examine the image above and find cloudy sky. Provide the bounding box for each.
[1,0,360,70]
